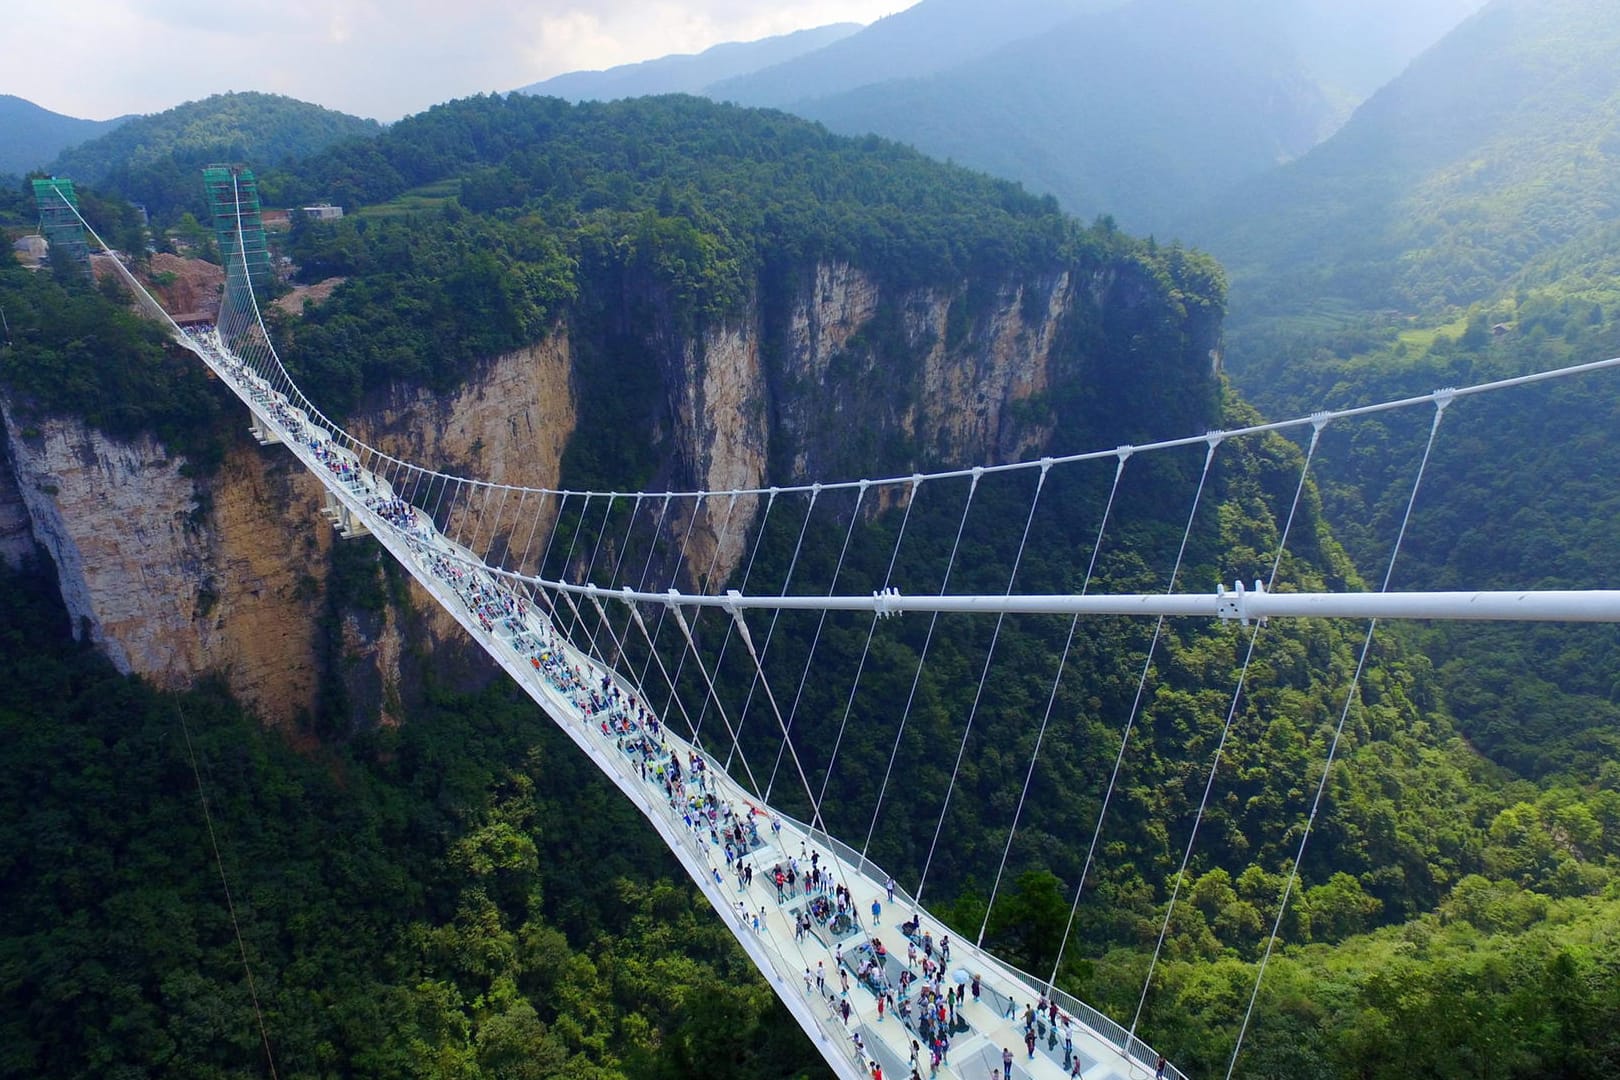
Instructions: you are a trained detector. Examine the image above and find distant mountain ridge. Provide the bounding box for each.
[705,0,1123,107]
[0,95,131,176]
[510,0,1484,233]
[1188,0,1620,322]
[514,23,861,101]
[795,0,1337,232]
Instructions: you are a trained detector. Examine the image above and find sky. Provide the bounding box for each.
[7,0,906,122]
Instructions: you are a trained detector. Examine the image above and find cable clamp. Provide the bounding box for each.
[873,587,902,619]
[1216,579,1268,626]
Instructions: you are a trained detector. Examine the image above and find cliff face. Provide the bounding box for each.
[1,252,1217,728]
[0,401,327,720]
[642,257,1217,585]
[0,334,578,729]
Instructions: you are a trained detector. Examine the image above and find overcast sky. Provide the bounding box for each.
[8,0,905,122]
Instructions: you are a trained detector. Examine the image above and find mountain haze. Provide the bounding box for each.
[517,0,1484,233]
[1190,0,1620,321]
[0,95,131,176]
[512,23,861,102]
[707,0,1123,107]
[797,0,1336,232]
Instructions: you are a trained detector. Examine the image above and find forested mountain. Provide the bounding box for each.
[509,0,1481,233]
[0,558,822,1079]
[7,67,1620,1080]
[1190,0,1620,326]
[47,91,381,225]
[0,94,131,176]
[512,23,861,102]
[1172,0,1620,895]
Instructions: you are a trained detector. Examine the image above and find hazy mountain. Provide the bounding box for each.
[514,23,861,102]
[1279,0,1489,106]
[705,0,1483,233]
[794,0,1336,232]
[1188,0,1620,321]
[707,0,1125,108]
[0,95,131,176]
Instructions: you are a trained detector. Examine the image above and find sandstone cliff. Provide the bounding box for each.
[628,257,1218,586]
[1,251,1217,730]
[0,331,579,730]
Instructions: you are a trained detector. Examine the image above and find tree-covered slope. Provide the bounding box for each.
[268,93,1213,435]
[1180,1,1620,799]
[0,556,822,1080]
[707,0,1482,233]
[47,91,381,225]
[0,94,131,176]
[1190,0,1620,324]
[13,83,1620,1080]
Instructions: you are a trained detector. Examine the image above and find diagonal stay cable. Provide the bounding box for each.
[860,470,982,862]
[1224,397,1452,1079]
[653,494,709,725]
[175,704,280,1080]
[1130,421,1326,1043]
[810,476,924,831]
[979,453,1127,946]
[701,490,778,770]
[914,459,1053,909]
[584,493,644,661]
[684,492,743,747]
[766,482,869,800]
[726,486,821,766]
[1047,437,1214,994]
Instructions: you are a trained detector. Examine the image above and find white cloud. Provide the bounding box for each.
[4,0,904,121]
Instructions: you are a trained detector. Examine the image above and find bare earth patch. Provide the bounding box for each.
[273,277,346,317]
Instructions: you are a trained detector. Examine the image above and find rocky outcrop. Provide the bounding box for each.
[0,400,329,722]
[645,259,1197,586]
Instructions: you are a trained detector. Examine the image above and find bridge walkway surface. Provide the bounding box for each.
[174,324,1177,1080]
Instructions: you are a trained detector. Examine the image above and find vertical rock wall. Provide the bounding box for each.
[0,399,330,722]
[1,253,1217,729]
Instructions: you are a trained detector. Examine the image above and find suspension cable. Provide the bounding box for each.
[1131,422,1327,1041]
[766,482,869,800]
[811,477,923,833]
[727,486,820,762]
[652,495,709,720]
[1048,438,1214,992]
[176,704,281,1080]
[702,490,779,770]
[685,492,742,747]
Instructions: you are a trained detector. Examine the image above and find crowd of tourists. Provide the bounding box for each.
[192,320,1137,1080]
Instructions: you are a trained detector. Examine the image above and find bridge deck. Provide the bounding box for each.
[178,326,1177,1080]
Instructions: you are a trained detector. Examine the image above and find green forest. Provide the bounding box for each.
[6,48,1620,1079]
